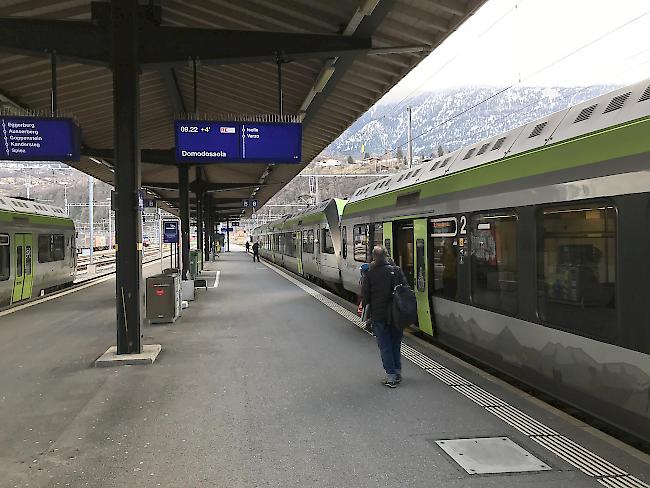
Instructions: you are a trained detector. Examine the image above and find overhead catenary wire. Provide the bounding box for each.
[378,7,650,160]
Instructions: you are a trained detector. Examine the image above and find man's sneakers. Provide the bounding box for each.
[382,376,398,388]
[395,374,402,384]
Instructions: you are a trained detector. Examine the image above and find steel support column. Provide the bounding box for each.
[179,165,190,280]
[204,196,211,261]
[195,169,203,269]
[111,0,142,355]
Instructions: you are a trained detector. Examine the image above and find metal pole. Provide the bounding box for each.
[88,175,94,264]
[107,202,112,250]
[158,208,163,273]
[193,58,198,117]
[63,183,68,215]
[50,52,57,116]
[204,196,211,262]
[179,165,190,280]
[407,106,413,168]
[195,168,203,261]
[226,218,230,252]
[276,56,283,115]
[111,0,142,355]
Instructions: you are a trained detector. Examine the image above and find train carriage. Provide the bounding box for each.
[340,79,650,443]
[0,197,76,308]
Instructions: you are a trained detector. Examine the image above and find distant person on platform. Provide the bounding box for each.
[245,240,250,253]
[252,241,260,262]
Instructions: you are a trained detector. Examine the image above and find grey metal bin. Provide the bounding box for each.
[146,272,181,324]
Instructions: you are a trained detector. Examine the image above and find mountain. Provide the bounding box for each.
[326,85,618,158]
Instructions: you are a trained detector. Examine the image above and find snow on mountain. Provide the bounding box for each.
[326,85,618,158]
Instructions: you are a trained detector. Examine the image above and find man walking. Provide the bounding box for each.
[252,240,260,262]
[361,245,409,388]
[245,240,250,253]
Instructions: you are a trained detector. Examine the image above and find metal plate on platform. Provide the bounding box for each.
[435,437,551,475]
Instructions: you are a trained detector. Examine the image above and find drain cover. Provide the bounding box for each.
[435,437,551,475]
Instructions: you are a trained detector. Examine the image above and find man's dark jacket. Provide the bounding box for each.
[361,261,408,322]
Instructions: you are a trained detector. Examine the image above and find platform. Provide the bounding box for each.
[0,249,648,487]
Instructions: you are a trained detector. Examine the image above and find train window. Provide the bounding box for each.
[537,203,616,337]
[342,226,347,259]
[38,235,51,262]
[353,225,369,262]
[0,234,9,281]
[372,223,383,248]
[303,230,314,253]
[322,228,335,254]
[16,245,23,277]
[430,218,458,299]
[52,235,65,261]
[470,211,518,315]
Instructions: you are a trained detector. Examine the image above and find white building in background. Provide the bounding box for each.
[316,159,342,167]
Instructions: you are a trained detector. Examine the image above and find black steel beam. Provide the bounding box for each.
[204,195,212,261]
[303,0,396,127]
[82,147,175,165]
[159,67,187,114]
[179,165,190,280]
[0,16,373,68]
[112,0,142,355]
[195,168,203,262]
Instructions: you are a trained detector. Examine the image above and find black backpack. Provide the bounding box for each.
[389,266,418,329]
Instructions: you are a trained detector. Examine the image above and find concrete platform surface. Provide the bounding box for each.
[0,250,648,488]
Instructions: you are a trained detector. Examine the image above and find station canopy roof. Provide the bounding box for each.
[0,0,485,219]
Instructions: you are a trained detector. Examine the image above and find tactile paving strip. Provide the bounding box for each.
[263,260,649,487]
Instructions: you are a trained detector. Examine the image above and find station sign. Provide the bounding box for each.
[0,116,80,161]
[241,199,258,209]
[162,220,179,243]
[174,120,301,164]
[220,227,234,233]
[229,221,240,227]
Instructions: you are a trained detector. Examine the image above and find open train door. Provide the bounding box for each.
[382,221,393,260]
[413,219,433,335]
[11,233,33,304]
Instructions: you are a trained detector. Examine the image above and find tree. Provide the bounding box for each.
[347,155,353,165]
[437,145,445,157]
[396,147,403,161]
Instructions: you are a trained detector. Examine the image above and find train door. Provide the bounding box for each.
[296,231,303,276]
[393,220,415,287]
[315,226,322,274]
[383,221,393,260]
[414,219,433,334]
[11,233,33,303]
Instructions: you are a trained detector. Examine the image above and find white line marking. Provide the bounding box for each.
[0,258,165,318]
[212,270,221,288]
[262,259,649,487]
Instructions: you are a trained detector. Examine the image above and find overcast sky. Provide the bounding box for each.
[380,0,650,104]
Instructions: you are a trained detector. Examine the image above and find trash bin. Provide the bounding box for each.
[146,273,181,324]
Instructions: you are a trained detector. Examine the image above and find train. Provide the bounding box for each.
[253,79,650,444]
[0,197,76,308]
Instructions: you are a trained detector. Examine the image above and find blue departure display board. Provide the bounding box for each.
[174,120,301,164]
[0,116,80,161]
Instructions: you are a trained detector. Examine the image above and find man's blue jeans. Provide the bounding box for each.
[372,320,403,381]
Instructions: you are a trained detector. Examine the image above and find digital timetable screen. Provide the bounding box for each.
[174,120,302,164]
[0,116,81,161]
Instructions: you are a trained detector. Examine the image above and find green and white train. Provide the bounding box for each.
[0,197,76,308]
[253,79,650,443]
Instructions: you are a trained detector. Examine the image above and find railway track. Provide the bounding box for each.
[76,247,162,273]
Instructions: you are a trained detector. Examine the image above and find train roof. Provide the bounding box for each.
[0,196,71,220]
[347,78,650,204]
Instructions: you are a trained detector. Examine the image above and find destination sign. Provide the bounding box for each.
[0,116,80,161]
[175,120,301,164]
